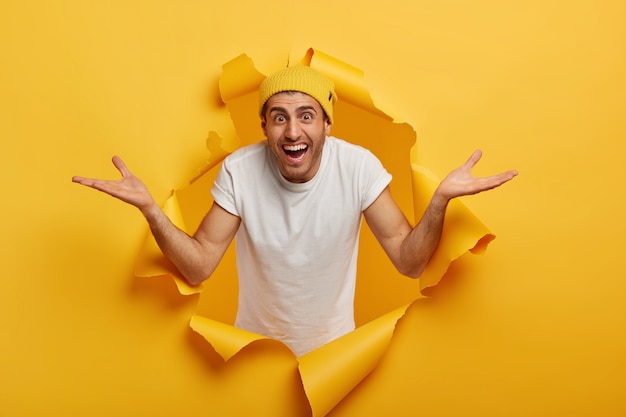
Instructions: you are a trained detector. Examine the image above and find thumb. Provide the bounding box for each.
[111,155,133,178]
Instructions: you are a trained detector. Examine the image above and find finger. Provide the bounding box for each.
[492,169,518,184]
[112,155,132,178]
[72,175,109,190]
[478,170,518,190]
[503,169,519,180]
[71,175,99,187]
[463,149,483,169]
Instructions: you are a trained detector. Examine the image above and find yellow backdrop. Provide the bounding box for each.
[2,0,625,416]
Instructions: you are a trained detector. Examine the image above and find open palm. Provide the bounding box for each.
[437,150,518,201]
[72,156,155,212]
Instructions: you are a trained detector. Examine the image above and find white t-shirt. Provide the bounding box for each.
[211,136,392,356]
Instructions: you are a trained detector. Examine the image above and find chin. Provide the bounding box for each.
[282,167,313,183]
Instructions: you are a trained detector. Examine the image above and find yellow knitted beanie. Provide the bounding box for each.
[258,65,338,123]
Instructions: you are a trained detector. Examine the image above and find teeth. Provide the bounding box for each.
[283,144,308,151]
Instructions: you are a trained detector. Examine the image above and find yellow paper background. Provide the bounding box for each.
[130,50,492,417]
[2,1,625,416]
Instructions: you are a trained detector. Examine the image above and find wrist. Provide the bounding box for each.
[139,200,161,221]
[431,187,451,210]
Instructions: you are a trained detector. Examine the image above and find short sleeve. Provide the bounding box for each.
[211,160,239,217]
[360,150,392,210]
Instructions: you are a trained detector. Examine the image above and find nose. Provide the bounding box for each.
[285,119,302,140]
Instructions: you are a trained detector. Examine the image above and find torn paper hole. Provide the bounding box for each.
[134,48,494,417]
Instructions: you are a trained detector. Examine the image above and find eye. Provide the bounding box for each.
[274,114,286,123]
[301,112,313,121]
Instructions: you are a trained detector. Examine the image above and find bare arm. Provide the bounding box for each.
[72,156,240,285]
[364,150,517,278]
[143,200,240,285]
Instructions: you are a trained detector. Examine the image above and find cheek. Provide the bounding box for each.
[267,133,280,148]
[264,128,278,144]
[266,136,282,158]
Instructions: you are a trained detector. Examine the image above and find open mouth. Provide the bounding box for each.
[282,143,308,162]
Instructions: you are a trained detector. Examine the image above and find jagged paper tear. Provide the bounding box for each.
[134,48,493,417]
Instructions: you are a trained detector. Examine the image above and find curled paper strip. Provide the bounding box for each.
[134,48,493,417]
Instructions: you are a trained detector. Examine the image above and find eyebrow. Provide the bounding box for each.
[269,105,318,115]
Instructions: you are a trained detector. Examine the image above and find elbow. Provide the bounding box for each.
[180,266,212,287]
[405,271,422,279]
[185,275,207,286]
[396,262,425,279]
[396,254,430,279]
[402,268,424,280]
[395,249,433,279]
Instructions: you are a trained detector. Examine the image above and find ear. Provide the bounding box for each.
[261,119,267,137]
[324,118,331,135]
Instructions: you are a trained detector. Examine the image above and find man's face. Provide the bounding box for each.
[261,91,331,183]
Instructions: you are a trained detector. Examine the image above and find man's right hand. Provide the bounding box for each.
[72,156,156,214]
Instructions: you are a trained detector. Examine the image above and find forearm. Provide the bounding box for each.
[368,151,517,279]
[399,191,449,278]
[141,203,214,285]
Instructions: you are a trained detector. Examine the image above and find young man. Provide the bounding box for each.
[73,65,517,356]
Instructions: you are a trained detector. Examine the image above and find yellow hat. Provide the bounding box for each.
[258,65,338,123]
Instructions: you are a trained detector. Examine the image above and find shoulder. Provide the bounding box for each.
[224,141,267,165]
[212,142,270,212]
[215,141,269,189]
[327,136,371,155]
[326,136,383,166]
[220,141,268,175]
